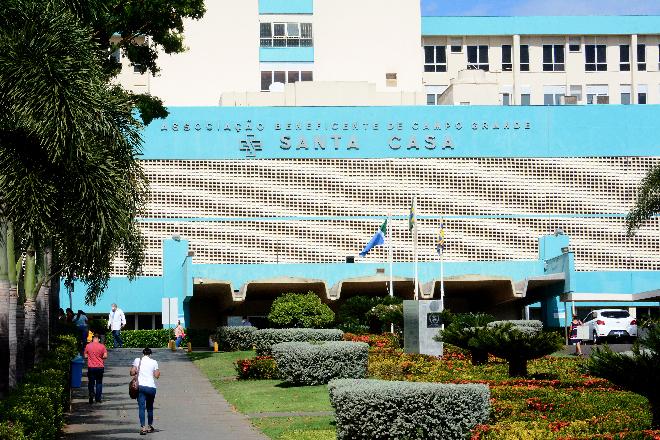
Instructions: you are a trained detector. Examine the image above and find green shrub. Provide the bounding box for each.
[268,292,335,328]
[216,326,257,351]
[587,320,660,429]
[328,379,490,440]
[87,318,108,336]
[0,422,25,440]
[435,312,494,365]
[235,356,278,380]
[121,329,171,348]
[487,320,543,332]
[477,321,563,377]
[273,341,368,385]
[183,328,214,348]
[253,328,344,356]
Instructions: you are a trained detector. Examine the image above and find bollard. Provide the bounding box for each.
[213,341,218,352]
[169,340,176,351]
[187,342,192,353]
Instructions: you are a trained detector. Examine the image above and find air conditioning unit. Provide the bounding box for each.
[561,95,578,105]
[596,95,610,104]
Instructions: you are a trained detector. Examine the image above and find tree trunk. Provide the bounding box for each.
[0,223,9,396]
[35,283,49,364]
[22,298,36,371]
[508,357,528,377]
[15,293,25,384]
[470,349,489,366]
[650,398,660,430]
[8,285,17,389]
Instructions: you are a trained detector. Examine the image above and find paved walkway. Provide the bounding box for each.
[63,348,267,440]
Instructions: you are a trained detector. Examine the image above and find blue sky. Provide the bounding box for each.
[421,0,660,16]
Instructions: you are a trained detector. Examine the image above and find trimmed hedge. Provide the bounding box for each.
[487,320,543,333]
[328,379,491,440]
[253,328,343,356]
[216,326,257,351]
[272,341,368,385]
[0,334,78,440]
[119,328,213,348]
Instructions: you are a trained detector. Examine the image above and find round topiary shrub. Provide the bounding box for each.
[268,292,335,328]
[216,326,257,351]
[272,341,368,385]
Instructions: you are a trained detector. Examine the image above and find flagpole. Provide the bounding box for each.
[413,197,419,300]
[387,212,394,333]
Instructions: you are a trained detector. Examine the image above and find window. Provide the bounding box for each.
[658,44,660,70]
[543,85,566,105]
[637,44,646,71]
[133,63,143,74]
[569,85,582,103]
[425,85,448,106]
[386,73,397,87]
[424,46,447,72]
[502,45,512,71]
[569,37,581,52]
[638,84,648,104]
[543,44,565,71]
[467,45,489,71]
[585,44,607,71]
[620,45,630,71]
[621,85,631,105]
[110,48,121,64]
[520,45,530,71]
[521,94,531,105]
[586,84,609,104]
[450,38,462,53]
[260,22,312,47]
[260,70,313,91]
[501,93,511,106]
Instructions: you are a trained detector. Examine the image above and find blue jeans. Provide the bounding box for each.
[138,386,157,427]
[175,336,183,348]
[87,368,104,402]
[112,330,123,348]
[80,326,89,350]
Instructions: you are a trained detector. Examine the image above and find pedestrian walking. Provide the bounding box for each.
[130,347,161,435]
[84,334,108,404]
[174,320,185,349]
[73,310,89,351]
[569,316,583,356]
[108,303,126,348]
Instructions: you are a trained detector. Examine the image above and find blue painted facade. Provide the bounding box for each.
[422,15,660,36]
[258,0,313,15]
[60,104,660,328]
[259,47,314,62]
[147,105,660,160]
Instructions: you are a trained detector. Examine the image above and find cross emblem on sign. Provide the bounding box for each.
[239,135,263,158]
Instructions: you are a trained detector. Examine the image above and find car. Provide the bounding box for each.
[582,309,637,344]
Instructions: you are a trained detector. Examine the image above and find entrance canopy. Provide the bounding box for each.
[237,276,329,301]
[561,289,660,303]
[329,274,416,300]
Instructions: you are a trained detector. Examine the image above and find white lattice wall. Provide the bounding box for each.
[113,157,660,275]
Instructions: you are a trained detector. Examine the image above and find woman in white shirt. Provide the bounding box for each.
[130,347,161,435]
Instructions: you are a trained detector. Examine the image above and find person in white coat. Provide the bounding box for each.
[108,303,126,348]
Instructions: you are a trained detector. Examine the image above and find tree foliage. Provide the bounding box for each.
[268,292,335,329]
[435,312,494,365]
[627,166,660,235]
[0,0,148,304]
[587,321,660,428]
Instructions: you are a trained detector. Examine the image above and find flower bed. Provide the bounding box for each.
[235,356,278,380]
[367,349,660,439]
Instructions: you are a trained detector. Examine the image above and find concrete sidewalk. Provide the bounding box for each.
[63,348,267,440]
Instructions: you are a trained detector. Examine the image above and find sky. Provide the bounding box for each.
[421,0,660,16]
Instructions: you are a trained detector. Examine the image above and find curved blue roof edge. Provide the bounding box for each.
[422,15,660,36]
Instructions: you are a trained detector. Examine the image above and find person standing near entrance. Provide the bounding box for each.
[84,334,108,403]
[130,347,161,435]
[569,316,583,356]
[108,303,126,348]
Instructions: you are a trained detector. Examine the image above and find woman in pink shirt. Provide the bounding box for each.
[174,320,185,349]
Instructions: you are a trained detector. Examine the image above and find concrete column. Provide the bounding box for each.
[631,34,638,104]
[512,34,520,105]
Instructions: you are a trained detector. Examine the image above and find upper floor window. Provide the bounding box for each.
[449,37,462,53]
[424,46,447,72]
[543,44,565,71]
[260,22,312,47]
[569,37,581,52]
[620,45,631,71]
[637,44,646,71]
[585,44,606,71]
[467,45,489,71]
[501,45,512,71]
[261,70,313,91]
[520,45,530,71]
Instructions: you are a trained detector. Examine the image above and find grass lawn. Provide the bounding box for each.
[189,351,253,379]
[252,416,336,440]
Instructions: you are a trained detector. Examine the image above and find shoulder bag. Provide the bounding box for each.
[129,358,142,399]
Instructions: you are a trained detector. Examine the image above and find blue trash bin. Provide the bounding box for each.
[71,355,84,388]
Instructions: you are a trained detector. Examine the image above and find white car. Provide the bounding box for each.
[582,309,637,344]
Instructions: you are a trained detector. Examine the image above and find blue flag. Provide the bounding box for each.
[360,220,387,257]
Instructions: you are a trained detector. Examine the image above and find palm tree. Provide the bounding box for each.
[0,0,148,388]
[627,166,660,234]
[0,223,9,396]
